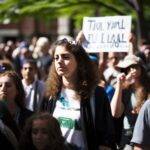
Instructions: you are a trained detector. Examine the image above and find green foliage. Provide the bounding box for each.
[0,0,149,32]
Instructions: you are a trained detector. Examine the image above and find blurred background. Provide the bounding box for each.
[0,0,149,44]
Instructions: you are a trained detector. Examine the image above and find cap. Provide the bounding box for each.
[116,54,142,69]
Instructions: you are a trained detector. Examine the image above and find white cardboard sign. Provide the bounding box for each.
[82,16,132,52]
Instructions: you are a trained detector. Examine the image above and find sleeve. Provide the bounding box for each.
[39,97,48,112]
[39,97,56,114]
[131,100,150,146]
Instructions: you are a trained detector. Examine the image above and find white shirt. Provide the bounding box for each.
[53,88,85,149]
[22,79,45,111]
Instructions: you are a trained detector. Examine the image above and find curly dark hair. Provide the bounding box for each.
[19,112,66,150]
[45,38,99,100]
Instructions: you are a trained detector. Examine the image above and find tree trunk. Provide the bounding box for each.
[136,0,148,42]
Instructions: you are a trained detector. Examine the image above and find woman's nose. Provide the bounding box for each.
[25,68,30,73]
[1,84,6,91]
[35,131,43,139]
[58,57,63,63]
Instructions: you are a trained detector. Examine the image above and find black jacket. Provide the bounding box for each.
[0,130,17,150]
[41,86,115,150]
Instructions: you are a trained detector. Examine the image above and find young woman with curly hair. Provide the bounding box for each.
[41,39,115,150]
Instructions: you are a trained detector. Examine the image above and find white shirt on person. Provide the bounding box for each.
[53,88,85,150]
[22,79,45,111]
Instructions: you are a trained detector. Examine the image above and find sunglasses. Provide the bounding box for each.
[126,64,140,70]
[121,64,140,75]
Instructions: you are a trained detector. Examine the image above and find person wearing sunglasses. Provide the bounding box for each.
[111,54,150,150]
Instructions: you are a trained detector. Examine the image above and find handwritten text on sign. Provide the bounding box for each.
[82,16,132,52]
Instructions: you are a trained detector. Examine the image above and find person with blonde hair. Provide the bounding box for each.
[33,37,52,80]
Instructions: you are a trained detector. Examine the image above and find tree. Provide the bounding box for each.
[0,0,149,41]
[125,0,149,41]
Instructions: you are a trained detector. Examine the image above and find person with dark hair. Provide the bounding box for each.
[111,54,150,149]
[0,71,33,130]
[19,112,68,150]
[21,59,45,112]
[41,39,115,150]
[13,41,33,76]
[0,101,19,150]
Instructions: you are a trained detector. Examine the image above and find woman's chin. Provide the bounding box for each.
[57,71,66,76]
[0,96,7,101]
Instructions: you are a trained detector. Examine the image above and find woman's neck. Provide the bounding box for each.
[7,101,17,116]
[62,76,76,90]
[133,79,142,89]
[24,78,35,85]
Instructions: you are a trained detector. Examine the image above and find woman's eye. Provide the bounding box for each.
[32,129,38,134]
[0,83,11,88]
[63,56,70,59]
[54,56,59,60]
[41,129,48,134]
[6,83,12,88]
[62,54,71,60]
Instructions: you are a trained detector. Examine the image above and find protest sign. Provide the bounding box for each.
[82,16,132,52]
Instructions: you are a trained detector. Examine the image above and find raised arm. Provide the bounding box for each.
[110,73,125,118]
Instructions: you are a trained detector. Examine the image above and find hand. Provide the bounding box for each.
[129,32,136,44]
[116,73,126,85]
[125,72,135,85]
[115,73,131,90]
[128,32,137,54]
[75,30,85,44]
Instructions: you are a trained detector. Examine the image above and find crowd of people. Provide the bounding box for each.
[0,32,149,150]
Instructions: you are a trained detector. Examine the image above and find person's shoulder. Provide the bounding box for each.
[94,86,109,102]
[95,85,105,92]
[141,99,150,111]
[36,80,45,88]
[143,99,150,105]
[95,86,107,96]
[37,79,45,84]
